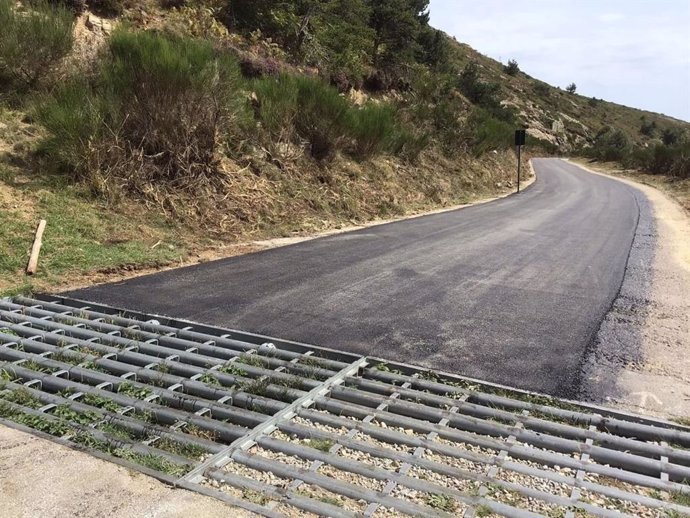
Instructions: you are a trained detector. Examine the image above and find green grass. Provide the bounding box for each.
[116,383,152,400]
[1,388,42,408]
[52,404,101,425]
[218,363,248,377]
[98,422,139,441]
[155,437,208,459]
[670,488,690,506]
[242,489,271,506]
[0,177,182,296]
[425,493,458,512]
[303,438,333,452]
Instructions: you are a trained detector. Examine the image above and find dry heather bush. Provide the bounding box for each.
[0,0,74,91]
[36,29,251,213]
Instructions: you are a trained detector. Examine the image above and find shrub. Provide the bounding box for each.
[346,104,398,159]
[504,59,519,76]
[36,29,249,190]
[533,81,550,98]
[468,108,514,156]
[591,127,632,161]
[566,82,577,94]
[292,76,352,160]
[33,79,111,177]
[253,74,352,161]
[457,62,501,109]
[0,0,74,90]
[388,128,429,162]
[639,119,657,137]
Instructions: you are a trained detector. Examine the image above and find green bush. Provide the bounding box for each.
[254,74,352,161]
[626,142,690,178]
[36,29,249,188]
[468,108,514,156]
[457,62,500,108]
[346,104,398,159]
[34,80,111,177]
[292,76,351,160]
[387,128,429,162]
[504,59,519,76]
[591,127,632,161]
[0,0,74,90]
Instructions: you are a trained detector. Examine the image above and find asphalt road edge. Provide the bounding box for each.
[562,159,655,404]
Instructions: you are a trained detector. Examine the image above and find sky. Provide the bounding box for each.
[429,0,690,122]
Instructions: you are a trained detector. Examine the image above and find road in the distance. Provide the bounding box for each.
[69,159,641,397]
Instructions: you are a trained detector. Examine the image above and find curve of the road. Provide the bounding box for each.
[68,158,643,397]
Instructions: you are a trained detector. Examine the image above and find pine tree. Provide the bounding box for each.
[366,0,430,69]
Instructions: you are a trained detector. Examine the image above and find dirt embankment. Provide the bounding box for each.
[574,160,690,422]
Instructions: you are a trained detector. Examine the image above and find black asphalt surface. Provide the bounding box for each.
[68,158,641,397]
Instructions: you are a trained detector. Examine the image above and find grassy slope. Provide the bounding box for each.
[1,5,687,296]
[0,103,519,295]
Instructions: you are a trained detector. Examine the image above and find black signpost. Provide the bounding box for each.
[515,129,526,193]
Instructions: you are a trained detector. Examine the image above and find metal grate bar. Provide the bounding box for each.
[1,296,689,518]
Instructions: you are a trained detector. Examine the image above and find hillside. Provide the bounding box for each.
[444,39,689,150]
[0,0,688,295]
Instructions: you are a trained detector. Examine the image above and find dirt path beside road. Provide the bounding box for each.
[0,425,252,518]
[574,160,690,422]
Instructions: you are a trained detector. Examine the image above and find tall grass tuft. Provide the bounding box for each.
[346,104,398,159]
[0,0,74,91]
[253,75,416,162]
[292,76,351,160]
[469,108,514,156]
[36,29,250,193]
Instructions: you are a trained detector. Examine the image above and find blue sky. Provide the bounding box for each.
[429,0,690,121]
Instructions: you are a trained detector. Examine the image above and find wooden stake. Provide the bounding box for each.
[26,219,47,276]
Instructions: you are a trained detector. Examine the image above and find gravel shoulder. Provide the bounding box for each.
[573,160,690,421]
[0,425,253,518]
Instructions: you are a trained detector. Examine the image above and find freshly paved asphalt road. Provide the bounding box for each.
[69,159,642,397]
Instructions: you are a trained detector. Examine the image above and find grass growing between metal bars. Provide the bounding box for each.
[242,489,271,506]
[671,487,690,506]
[303,438,334,452]
[3,298,690,518]
[72,432,191,477]
[474,504,493,517]
[425,493,458,512]
[52,405,100,425]
[0,403,73,436]
[0,388,42,408]
[81,393,122,413]
[155,437,209,460]
[117,383,152,400]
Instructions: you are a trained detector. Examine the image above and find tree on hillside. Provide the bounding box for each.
[366,0,430,69]
[311,0,374,85]
[504,59,519,76]
[566,82,577,94]
[458,62,499,107]
[416,26,449,71]
[662,127,682,146]
[639,118,657,137]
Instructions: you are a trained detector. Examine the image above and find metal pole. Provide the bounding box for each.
[517,144,522,193]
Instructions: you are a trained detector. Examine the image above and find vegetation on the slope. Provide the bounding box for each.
[1,0,687,295]
[0,0,74,93]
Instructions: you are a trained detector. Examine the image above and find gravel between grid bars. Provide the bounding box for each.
[0,295,689,518]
